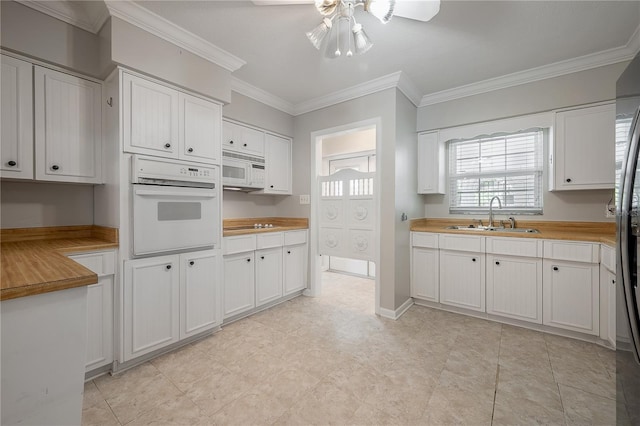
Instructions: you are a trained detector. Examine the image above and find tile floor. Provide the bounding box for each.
[83,272,616,425]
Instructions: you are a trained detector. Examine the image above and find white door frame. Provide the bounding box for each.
[306,117,382,315]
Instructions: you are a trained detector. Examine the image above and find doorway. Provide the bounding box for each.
[309,119,381,314]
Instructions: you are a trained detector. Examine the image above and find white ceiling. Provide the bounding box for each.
[18,1,640,111]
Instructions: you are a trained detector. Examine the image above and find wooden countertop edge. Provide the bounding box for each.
[1,273,98,301]
[223,225,309,237]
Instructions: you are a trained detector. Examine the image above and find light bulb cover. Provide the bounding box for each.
[306,17,333,50]
[352,23,373,54]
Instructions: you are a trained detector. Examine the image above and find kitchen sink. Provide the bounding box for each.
[445,225,540,234]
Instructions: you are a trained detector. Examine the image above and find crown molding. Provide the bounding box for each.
[104,0,246,72]
[16,0,110,34]
[231,77,296,116]
[419,24,640,107]
[396,72,422,106]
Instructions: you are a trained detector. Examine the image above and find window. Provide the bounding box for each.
[448,129,544,214]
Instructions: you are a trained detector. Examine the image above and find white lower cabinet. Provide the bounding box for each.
[67,250,115,372]
[606,270,616,347]
[411,247,439,302]
[124,250,219,362]
[223,252,256,319]
[543,259,599,335]
[256,247,283,307]
[439,250,485,312]
[284,244,307,295]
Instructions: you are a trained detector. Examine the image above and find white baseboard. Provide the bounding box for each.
[378,297,414,320]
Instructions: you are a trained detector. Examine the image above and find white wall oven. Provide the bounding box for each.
[222,151,265,190]
[131,155,219,256]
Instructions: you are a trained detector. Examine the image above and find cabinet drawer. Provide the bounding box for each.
[285,230,308,246]
[486,237,542,258]
[543,240,599,263]
[68,251,115,276]
[439,234,484,253]
[257,232,284,249]
[601,244,615,273]
[412,232,439,249]
[223,234,256,255]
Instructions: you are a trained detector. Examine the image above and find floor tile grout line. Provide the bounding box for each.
[490,324,504,426]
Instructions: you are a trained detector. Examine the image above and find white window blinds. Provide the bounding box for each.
[448,129,544,214]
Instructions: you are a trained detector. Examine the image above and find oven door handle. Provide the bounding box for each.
[134,189,216,199]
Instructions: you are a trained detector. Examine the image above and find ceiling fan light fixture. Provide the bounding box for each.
[365,0,396,24]
[306,17,333,50]
[352,23,373,54]
[314,0,339,16]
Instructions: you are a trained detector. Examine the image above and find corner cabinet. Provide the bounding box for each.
[1,54,33,179]
[123,71,222,165]
[264,133,292,194]
[410,232,439,302]
[417,131,445,194]
[549,102,615,191]
[34,66,102,183]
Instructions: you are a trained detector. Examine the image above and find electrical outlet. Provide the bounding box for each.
[299,194,310,205]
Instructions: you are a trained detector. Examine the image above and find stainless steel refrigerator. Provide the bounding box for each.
[617,51,640,424]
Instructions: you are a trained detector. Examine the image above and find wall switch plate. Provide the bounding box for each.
[300,195,310,205]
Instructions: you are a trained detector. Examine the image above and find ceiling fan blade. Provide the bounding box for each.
[393,0,440,22]
[251,0,314,5]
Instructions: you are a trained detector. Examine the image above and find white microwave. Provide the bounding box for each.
[222,151,265,190]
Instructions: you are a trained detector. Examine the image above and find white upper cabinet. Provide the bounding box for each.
[264,133,292,194]
[222,120,265,156]
[550,102,615,191]
[34,66,102,183]
[417,131,445,194]
[1,55,33,180]
[179,93,221,164]
[123,72,180,157]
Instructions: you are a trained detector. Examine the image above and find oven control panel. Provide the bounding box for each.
[132,155,217,186]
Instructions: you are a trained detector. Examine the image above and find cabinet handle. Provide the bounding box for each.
[243,143,247,147]
[565,178,572,183]
[495,261,500,265]
[189,261,195,266]
[51,164,60,171]
[287,250,291,254]
[7,160,16,167]
[229,140,234,145]
[270,185,274,188]
[553,266,559,271]
[260,256,265,260]
[612,279,616,284]
[246,258,251,262]
[188,147,194,153]
[472,258,476,262]
[166,264,172,270]
[165,143,171,149]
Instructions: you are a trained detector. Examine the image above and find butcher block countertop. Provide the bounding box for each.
[223,217,308,237]
[411,218,615,245]
[1,226,118,301]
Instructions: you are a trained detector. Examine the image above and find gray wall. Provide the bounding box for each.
[222,192,282,219]
[417,62,626,222]
[1,1,102,77]
[0,182,94,228]
[223,92,294,137]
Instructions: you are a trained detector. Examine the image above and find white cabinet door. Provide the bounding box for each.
[123,255,180,361]
[223,252,255,319]
[264,133,292,194]
[543,260,599,335]
[85,276,114,372]
[123,72,179,157]
[34,66,102,183]
[180,251,219,339]
[607,271,616,348]
[179,93,221,164]
[1,55,33,179]
[486,255,542,324]
[284,244,307,295]
[439,250,485,312]
[222,120,264,156]
[417,131,445,194]
[411,247,439,302]
[551,102,615,190]
[255,247,283,306]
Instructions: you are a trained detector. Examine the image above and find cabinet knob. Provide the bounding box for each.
[260,256,265,260]
[165,143,171,149]
[51,165,60,171]
[247,258,251,262]
[243,143,247,147]
[7,160,16,167]
[270,185,274,188]
[495,261,500,265]
[553,266,559,271]
[472,258,476,262]
[287,250,291,254]
[229,140,234,145]
[188,147,194,153]
[566,178,572,183]
[612,279,616,284]
[166,264,172,270]
[189,261,195,266]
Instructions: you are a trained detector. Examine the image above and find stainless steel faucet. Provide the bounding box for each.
[488,196,502,228]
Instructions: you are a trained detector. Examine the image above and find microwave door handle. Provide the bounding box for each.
[134,189,216,199]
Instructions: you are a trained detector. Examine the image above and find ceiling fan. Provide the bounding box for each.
[252,0,441,58]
